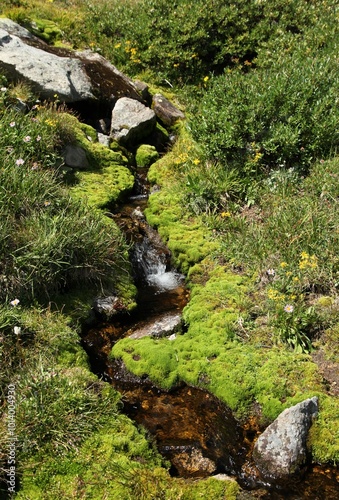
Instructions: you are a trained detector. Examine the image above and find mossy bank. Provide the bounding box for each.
[111,125,339,466]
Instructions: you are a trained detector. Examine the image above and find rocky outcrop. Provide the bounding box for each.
[0,18,184,152]
[0,25,94,103]
[0,18,141,104]
[110,97,157,147]
[253,397,318,480]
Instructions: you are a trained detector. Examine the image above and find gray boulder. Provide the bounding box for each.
[0,19,142,105]
[110,97,156,147]
[0,27,94,103]
[152,93,185,127]
[253,397,318,480]
[0,18,40,40]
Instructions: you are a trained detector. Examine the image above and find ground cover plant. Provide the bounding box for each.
[1,0,339,497]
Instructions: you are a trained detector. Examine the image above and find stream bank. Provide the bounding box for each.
[81,176,339,499]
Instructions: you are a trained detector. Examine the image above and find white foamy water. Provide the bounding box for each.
[147,270,183,291]
[133,238,183,292]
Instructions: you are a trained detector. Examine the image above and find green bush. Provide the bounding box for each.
[190,46,339,181]
[83,0,335,84]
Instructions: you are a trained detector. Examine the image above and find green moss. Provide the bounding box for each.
[86,141,128,169]
[112,337,179,389]
[62,117,134,208]
[30,18,63,43]
[145,190,218,273]
[70,163,134,209]
[309,395,339,464]
[135,144,159,168]
[78,122,98,143]
[17,417,164,499]
[112,265,255,415]
[18,408,240,498]
[255,350,323,421]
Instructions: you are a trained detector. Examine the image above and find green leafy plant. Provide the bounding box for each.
[191,43,339,180]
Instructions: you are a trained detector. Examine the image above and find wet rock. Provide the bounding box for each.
[129,312,182,339]
[95,118,110,135]
[97,133,110,147]
[253,397,319,480]
[131,206,145,219]
[110,97,156,148]
[93,295,125,319]
[152,93,185,127]
[212,473,237,482]
[76,50,142,104]
[171,448,217,477]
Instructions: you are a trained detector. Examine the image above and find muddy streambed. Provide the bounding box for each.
[81,182,339,498]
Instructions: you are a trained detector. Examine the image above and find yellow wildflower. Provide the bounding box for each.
[221,212,231,218]
[280,262,288,268]
[268,288,278,299]
[192,158,200,165]
[299,253,318,270]
[203,76,209,82]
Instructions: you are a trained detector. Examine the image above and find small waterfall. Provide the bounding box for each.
[132,235,184,292]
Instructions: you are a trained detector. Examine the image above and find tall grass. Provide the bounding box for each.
[0,95,129,305]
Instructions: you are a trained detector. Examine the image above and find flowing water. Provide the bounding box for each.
[81,170,339,498]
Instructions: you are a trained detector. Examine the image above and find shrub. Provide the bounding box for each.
[190,46,339,180]
[83,0,335,84]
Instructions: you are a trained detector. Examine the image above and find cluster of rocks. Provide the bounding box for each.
[0,18,184,162]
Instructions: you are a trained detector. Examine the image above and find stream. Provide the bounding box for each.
[81,169,339,499]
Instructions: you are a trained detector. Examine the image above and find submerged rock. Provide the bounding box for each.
[128,312,182,339]
[253,397,319,480]
[171,448,217,477]
[93,296,126,319]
